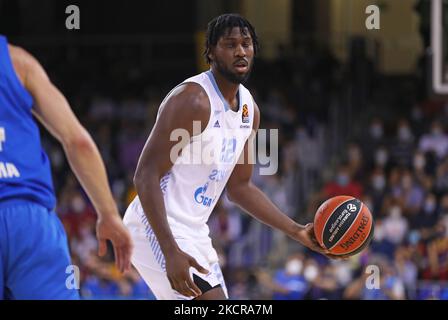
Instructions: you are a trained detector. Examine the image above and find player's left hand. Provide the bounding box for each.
[96,214,133,273]
[293,223,349,260]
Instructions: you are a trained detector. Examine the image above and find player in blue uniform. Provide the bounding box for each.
[0,35,132,299]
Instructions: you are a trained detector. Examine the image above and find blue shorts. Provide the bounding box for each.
[0,200,80,299]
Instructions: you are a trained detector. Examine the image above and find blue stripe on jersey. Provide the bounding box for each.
[138,211,166,271]
[205,70,231,111]
[159,171,171,195]
[205,70,242,113]
[0,35,56,210]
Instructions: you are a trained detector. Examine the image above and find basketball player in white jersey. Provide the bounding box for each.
[124,14,338,300]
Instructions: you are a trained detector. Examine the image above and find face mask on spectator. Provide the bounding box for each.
[390,206,402,218]
[337,173,349,186]
[408,230,420,245]
[71,196,86,214]
[398,126,412,142]
[413,154,426,170]
[79,225,91,237]
[285,259,303,275]
[374,222,384,241]
[372,175,386,191]
[375,149,388,166]
[370,124,383,139]
[304,265,319,282]
[424,199,436,214]
[334,263,352,286]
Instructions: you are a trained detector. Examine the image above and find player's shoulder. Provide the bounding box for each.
[164,81,210,115]
[8,44,44,86]
[8,43,27,58]
[155,80,211,132]
[7,44,29,84]
[8,44,36,69]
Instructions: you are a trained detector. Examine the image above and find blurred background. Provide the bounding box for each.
[1,0,448,300]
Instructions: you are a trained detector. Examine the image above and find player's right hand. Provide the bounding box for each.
[295,223,350,260]
[96,214,133,273]
[165,249,209,298]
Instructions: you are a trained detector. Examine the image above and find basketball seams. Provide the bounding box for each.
[340,222,374,256]
[333,214,373,256]
[320,197,354,248]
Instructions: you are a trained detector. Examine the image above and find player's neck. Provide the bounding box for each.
[210,69,240,111]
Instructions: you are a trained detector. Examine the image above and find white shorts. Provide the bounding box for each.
[123,200,228,300]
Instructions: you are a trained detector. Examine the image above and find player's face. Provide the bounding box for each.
[210,27,255,84]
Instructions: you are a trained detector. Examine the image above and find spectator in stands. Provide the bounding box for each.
[260,253,310,300]
[419,120,448,160]
[323,163,363,199]
[390,119,415,168]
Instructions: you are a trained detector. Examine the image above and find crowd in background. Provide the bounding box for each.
[37,40,448,300]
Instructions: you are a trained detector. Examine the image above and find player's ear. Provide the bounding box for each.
[207,47,215,63]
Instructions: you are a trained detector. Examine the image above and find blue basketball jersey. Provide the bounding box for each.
[0,35,56,210]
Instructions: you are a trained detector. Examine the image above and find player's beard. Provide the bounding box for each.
[214,59,253,84]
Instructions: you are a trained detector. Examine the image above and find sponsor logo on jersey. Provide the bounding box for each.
[213,120,220,128]
[0,162,20,178]
[194,182,214,207]
[193,169,229,207]
[242,104,249,123]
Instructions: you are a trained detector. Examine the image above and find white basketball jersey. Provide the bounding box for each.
[132,70,255,241]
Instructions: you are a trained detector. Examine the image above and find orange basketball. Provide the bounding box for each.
[314,195,374,256]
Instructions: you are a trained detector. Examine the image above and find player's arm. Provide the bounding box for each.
[226,102,334,258]
[12,45,132,273]
[133,83,210,298]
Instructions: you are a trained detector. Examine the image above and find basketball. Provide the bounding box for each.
[314,195,374,256]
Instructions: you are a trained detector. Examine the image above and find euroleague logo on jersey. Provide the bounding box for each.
[242,104,249,123]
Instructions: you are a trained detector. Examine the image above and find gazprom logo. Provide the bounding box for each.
[194,182,213,207]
